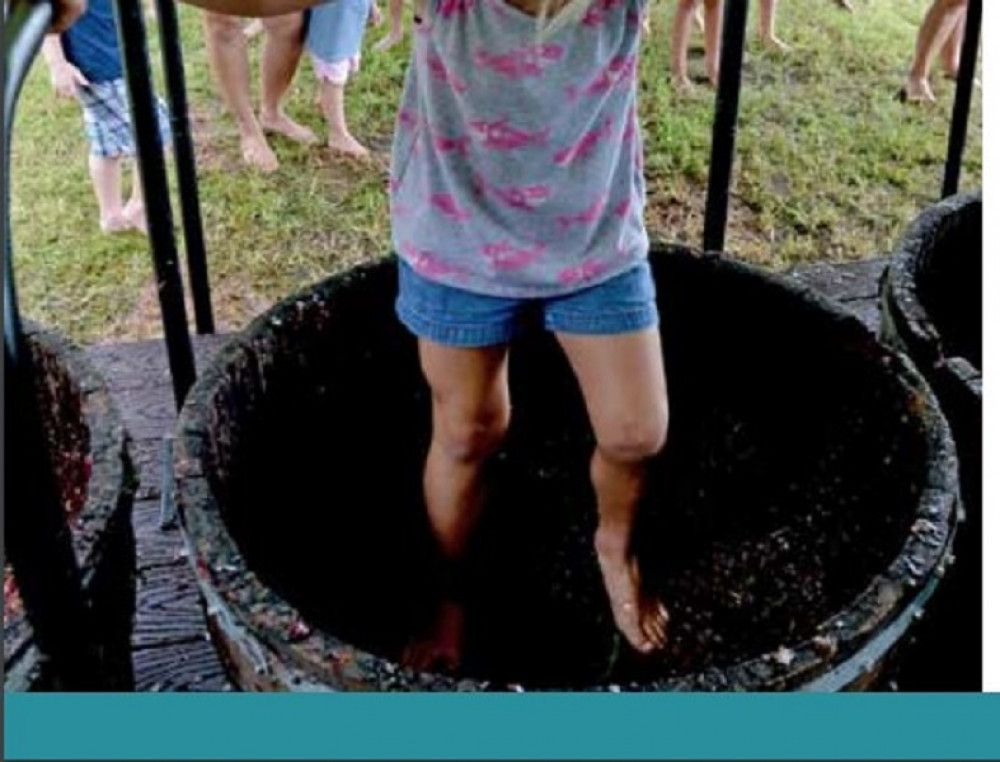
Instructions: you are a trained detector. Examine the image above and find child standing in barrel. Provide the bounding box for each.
[182,0,670,672]
[41,0,172,233]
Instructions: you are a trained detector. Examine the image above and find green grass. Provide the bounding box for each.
[10,0,982,343]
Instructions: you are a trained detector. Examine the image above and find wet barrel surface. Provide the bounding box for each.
[3,322,136,691]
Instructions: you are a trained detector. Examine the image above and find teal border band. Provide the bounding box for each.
[4,693,1000,760]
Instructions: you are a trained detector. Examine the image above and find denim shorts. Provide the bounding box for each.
[395,259,659,347]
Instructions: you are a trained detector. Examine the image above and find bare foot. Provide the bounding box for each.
[903,74,936,103]
[328,131,370,159]
[375,29,405,52]
[762,34,790,53]
[261,111,318,145]
[99,214,132,234]
[122,199,147,234]
[595,538,669,654]
[240,132,280,172]
[401,601,464,674]
[672,75,695,95]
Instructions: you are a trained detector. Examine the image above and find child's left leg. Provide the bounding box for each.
[259,13,318,144]
[316,62,369,157]
[758,0,789,51]
[556,328,670,653]
[87,155,128,233]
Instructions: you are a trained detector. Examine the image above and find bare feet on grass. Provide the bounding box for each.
[261,109,318,145]
[240,130,280,172]
[328,131,370,159]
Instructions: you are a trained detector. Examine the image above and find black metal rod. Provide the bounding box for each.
[703,0,750,254]
[4,0,103,690]
[942,0,981,198]
[113,0,197,408]
[154,0,215,335]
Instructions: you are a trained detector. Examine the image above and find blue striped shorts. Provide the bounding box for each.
[78,78,172,158]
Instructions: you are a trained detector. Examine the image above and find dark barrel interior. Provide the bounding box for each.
[3,324,136,691]
[880,193,981,692]
[182,246,955,690]
[912,200,982,369]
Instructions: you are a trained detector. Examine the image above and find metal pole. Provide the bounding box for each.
[153,0,215,335]
[703,0,750,254]
[4,0,103,690]
[942,0,981,198]
[113,0,197,408]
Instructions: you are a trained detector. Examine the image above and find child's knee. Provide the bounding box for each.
[596,407,668,463]
[204,12,243,42]
[436,404,510,464]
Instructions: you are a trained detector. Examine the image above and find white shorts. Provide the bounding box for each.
[311,54,361,86]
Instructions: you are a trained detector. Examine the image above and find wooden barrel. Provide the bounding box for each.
[175,245,959,691]
[3,322,137,691]
[879,192,981,690]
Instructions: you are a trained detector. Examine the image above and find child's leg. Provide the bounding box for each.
[556,329,670,653]
[259,13,317,143]
[704,0,723,87]
[376,0,406,51]
[123,162,147,233]
[940,6,967,79]
[88,154,128,233]
[758,0,789,51]
[905,0,967,101]
[203,12,278,170]
[317,66,369,157]
[671,0,702,91]
[402,340,511,672]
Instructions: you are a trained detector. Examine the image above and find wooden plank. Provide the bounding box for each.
[132,560,210,649]
[133,638,232,692]
[786,258,888,303]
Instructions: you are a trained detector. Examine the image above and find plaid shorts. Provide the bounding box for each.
[78,78,172,158]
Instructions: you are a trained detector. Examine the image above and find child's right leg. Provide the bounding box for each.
[316,65,369,157]
[671,0,703,92]
[203,12,279,171]
[402,340,511,671]
[88,154,128,233]
[905,0,968,102]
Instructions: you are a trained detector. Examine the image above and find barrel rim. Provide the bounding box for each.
[880,191,982,400]
[4,320,136,688]
[175,245,959,692]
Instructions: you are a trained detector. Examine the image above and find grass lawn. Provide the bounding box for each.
[9,0,982,344]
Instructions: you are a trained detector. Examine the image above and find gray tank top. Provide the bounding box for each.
[390,0,649,297]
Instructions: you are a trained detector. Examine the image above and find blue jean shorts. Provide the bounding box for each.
[395,259,659,347]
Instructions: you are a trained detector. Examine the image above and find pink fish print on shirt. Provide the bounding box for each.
[427,52,468,93]
[430,193,471,221]
[554,117,613,166]
[432,131,472,155]
[557,193,608,231]
[401,242,468,278]
[474,43,565,79]
[566,55,637,101]
[613,197,631,218]
[470,118,550,151]
[398,109,419,131]
[473,173,551,210]
[439,0,475,18]
[582,0,624,28]
[482,241,547,271]
[558,258,610,286]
